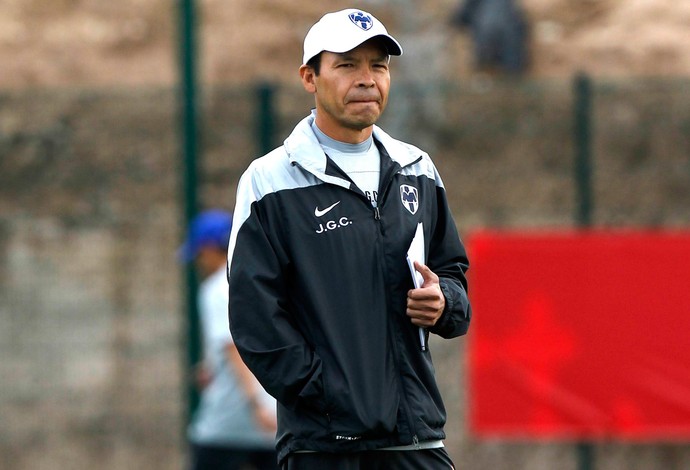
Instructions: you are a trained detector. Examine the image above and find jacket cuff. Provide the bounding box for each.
[431,278,470,337]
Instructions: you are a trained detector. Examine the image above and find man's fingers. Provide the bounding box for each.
[407,293,444,313]
[413,261,439,287]
[408,263,445,326]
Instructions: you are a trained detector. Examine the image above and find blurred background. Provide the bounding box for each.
[1,0,689,469]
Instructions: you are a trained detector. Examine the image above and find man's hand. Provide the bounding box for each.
[254,402,278,434]
[407,261,445,327]
[192,362,212,390]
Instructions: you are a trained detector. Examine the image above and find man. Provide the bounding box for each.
[179,209,278,470]
[227,8,471,470]
[451,0,529,75]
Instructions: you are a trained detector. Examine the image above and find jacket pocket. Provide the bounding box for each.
[321,358,400,440]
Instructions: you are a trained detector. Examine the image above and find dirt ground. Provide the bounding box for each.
[1,0,689,89]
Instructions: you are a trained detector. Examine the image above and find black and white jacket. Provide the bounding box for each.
[227,112,471,464]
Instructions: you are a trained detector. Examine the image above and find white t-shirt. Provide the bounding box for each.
[312,122,381,207]
[187,267,276,448]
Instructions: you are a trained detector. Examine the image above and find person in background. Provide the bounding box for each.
[227,8,471,470]
[179,209,278,470]
[451,0,529,75]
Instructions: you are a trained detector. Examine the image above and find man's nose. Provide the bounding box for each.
[355,67,376,87]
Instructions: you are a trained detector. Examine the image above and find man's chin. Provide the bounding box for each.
[345,113,381,130]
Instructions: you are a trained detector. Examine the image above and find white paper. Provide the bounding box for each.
[406,223,427,350]
[406,222,425,289]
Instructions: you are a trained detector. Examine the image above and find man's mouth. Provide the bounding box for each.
[347,98,379,104]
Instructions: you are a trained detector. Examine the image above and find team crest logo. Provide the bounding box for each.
[400,185,419,215]
[349,11,373,31]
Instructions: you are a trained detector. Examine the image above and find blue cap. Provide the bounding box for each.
[178,209,233,262]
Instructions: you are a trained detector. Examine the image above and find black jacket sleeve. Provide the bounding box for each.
[427,183,471,338]
[228,174,326,412]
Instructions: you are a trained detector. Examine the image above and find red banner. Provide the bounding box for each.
[467,230,690,440]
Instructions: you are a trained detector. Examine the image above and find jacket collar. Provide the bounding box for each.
[283,111,422,182]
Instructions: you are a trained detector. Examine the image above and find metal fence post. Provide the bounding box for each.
[178,0,201,424]
[256,82,277,156]
[574,71,594,470]
[574,72,593,228]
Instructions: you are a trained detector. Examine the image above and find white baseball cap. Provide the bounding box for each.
[302,9,403,65]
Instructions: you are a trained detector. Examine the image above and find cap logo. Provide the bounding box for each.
[348,11,373,31]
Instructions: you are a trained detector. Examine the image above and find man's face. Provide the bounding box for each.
[193,245,225,278]
[300,39,391,143]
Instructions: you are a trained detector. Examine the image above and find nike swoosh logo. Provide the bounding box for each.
[314,201,341,217]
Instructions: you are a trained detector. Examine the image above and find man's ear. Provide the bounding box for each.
[299,65,317,93]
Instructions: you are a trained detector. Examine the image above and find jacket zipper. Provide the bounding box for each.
[413,435,420,449]
[374,157,424,446]
[299,151,426,445]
